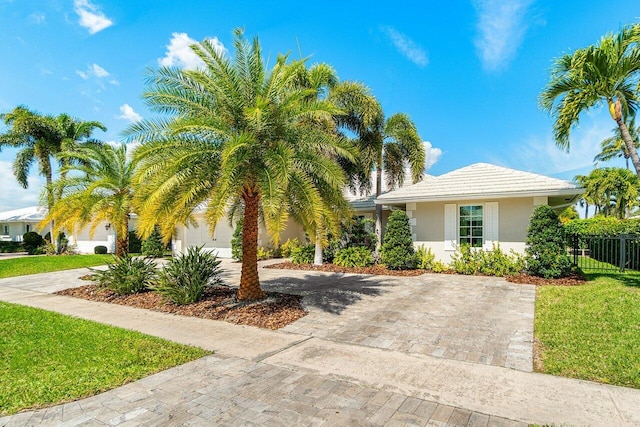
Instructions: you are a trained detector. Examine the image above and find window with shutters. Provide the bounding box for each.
[459,205,483,247]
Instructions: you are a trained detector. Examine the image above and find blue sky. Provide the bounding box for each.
[0,0,638,211]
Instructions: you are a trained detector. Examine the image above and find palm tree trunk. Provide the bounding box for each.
[115,215,129,257]
[43,163,59,253]
[314,234,323,265]
[616,118,640,180]
[375,159,383,251]
[238,190,265,301]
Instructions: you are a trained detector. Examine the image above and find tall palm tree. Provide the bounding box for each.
[541,23,640,179]
[594,117,640,169]
[43,143,137,256]
[0,107,106,208]
[576,167,639,218]
[331,84,425,247]
[126,29,352,300]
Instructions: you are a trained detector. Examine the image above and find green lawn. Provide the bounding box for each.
[0,302,210,415]
[535,269,640,388]
[0,254,112,278]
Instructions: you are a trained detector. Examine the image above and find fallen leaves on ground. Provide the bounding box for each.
[56,285,307,330]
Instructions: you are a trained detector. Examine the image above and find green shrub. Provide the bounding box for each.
[231,221,243,261]
[257,246,273,260]
[333,246,374,267]
[380,211,416,270]
[142,226,165,258]
[290,244,315,264]
[153,247,223,305]
[128,231,142,253]
[0,242,22,253]
[525,205,572,278]
[415,245,436,270]
[449,243,523,276]
[432,261,449,273]
[94,245,108,254]
[280,238,301,258]
[22,231,45,255]
[90,255,157,295]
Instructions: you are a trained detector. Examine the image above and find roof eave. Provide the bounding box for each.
[374,188,584,205]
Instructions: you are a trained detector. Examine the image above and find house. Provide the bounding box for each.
[174,163,582,260]
[376,163,583,262]
[0,206,48,242]
[0,205,134,253]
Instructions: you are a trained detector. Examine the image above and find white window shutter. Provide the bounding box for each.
[483,202,499,250]
[444,204,456,251]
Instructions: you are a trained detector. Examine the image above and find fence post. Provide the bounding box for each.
[573,234,578,267]
[620,234,627,272]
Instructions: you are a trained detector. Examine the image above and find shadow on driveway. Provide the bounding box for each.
[261,273,395,315]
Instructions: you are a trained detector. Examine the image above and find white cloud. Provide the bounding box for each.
[473,0,534,71]
[29,13,46,24]
[381,27,428,67]
[117,104,142,123]
[74,0,113,35]
[109,79,119,86]
[423,141,442,171]
[158,32,225,70]
[76,63,110,80]
[91,63,109,77]
[0,160,44,212]
[504,115,614,176]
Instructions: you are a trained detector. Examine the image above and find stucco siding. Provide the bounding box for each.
[411,198,536,263]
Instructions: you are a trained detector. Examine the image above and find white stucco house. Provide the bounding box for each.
[376,163,583,262]
[175,163,583,262]
[0,206,133,253]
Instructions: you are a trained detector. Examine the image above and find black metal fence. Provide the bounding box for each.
[569,234,640,272]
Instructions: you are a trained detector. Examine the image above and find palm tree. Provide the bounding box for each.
[576,167,639,218]
[0,107,106,208]
[594,117,640,169]
[540,23,640,179]
[126,29,352,300]
[331,84,425,247]
[43,143,137,256]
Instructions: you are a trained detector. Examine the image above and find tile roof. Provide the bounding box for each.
[0,206,47,222]
[376,163,583,204]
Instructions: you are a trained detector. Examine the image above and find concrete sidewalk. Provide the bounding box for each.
[1,265,640,426]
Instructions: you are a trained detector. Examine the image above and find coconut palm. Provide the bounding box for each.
[331,83,425,247]
[540,23,640,179]
[576,168,639,218]
[594,117,640,169]
[43,143,137,256]
[126,29,352,300]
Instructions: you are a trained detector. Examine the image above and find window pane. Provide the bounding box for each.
[472,219,483,227]
[459,206,470,216]
[472,238,483,247]
[460,227,469,237]
[472,228,483,237]
[460,218,470,227]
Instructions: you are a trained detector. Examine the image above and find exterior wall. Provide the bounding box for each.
[68,219,138,254]
[174,214,306,258]
[409,197,537,263]
[0,221,42,242]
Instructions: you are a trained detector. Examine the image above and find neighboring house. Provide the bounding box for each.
[376,163,583,263]
[0,206,47,242]
[0,205,133,254]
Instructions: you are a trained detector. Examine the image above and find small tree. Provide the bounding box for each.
[525,205,572,278]
[231,221,243,261]
[142,226,165,258]
[380,210,416,270]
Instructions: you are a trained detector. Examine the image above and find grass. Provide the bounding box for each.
[535,268,640,388]
[0,301,210,415]
[0,254,112,278]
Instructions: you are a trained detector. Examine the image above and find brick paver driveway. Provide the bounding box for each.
[260,267,536,372]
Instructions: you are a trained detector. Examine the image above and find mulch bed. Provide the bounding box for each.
[264,261,426,276]
[505,272,587,286]
[55,285,307,330]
